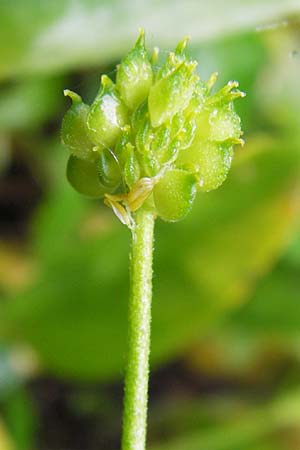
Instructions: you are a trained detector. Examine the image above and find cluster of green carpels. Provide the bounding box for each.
[61,30,245,226]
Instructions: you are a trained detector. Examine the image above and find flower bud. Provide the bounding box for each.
[148,60,199,127]
[66,155,106,198]
[153,169,197,221]
[61,90,95,162]
[62,32,245,226]
[87,75,128,148]
[116,29,153,111]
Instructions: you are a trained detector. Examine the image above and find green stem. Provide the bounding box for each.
[122,208,155,450]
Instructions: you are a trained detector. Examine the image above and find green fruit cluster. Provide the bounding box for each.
[61,30,245,225]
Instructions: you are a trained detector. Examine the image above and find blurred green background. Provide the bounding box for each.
[0,1,300,449]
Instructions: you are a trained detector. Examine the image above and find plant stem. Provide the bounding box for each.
[122,207,155,450]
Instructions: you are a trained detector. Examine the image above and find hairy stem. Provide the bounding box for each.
[122,208,155,450]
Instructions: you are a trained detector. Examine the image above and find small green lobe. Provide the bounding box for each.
[153,169,197,221]
[66,155,106,198]
[61,92,95,162]
[96,147,122,189]
[177,140,234,192]
[87,76,128,148]
[116,29,153,111]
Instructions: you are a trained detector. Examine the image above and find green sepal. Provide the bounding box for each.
[116,29,153,111]
[153,169,197,222]
[61,90,95,162]
[96,147,122,189]
[127,177,154,211]
[104,195,133,228]
[87,75,128,148]
[148,60,199,127]
[66,155,106,198]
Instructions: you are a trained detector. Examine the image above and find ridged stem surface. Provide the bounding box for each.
[122,208,155,450]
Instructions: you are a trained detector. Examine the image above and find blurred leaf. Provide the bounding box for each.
[0,76,64,131]
[257,25,300,132]
[0,134,299,380]
[0,244,35,294]
[149,390,300,450]
[227,261,300,334]
[0,135,11,174]
[190,32,267,134]
[178,138,300,307]
[0,420,14,450]
[2,387,36,450]
[185,238,300,382]
[0,349,21,396]
[0,0,299,79]
[284,229,300,267]
[219,219,300,337]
